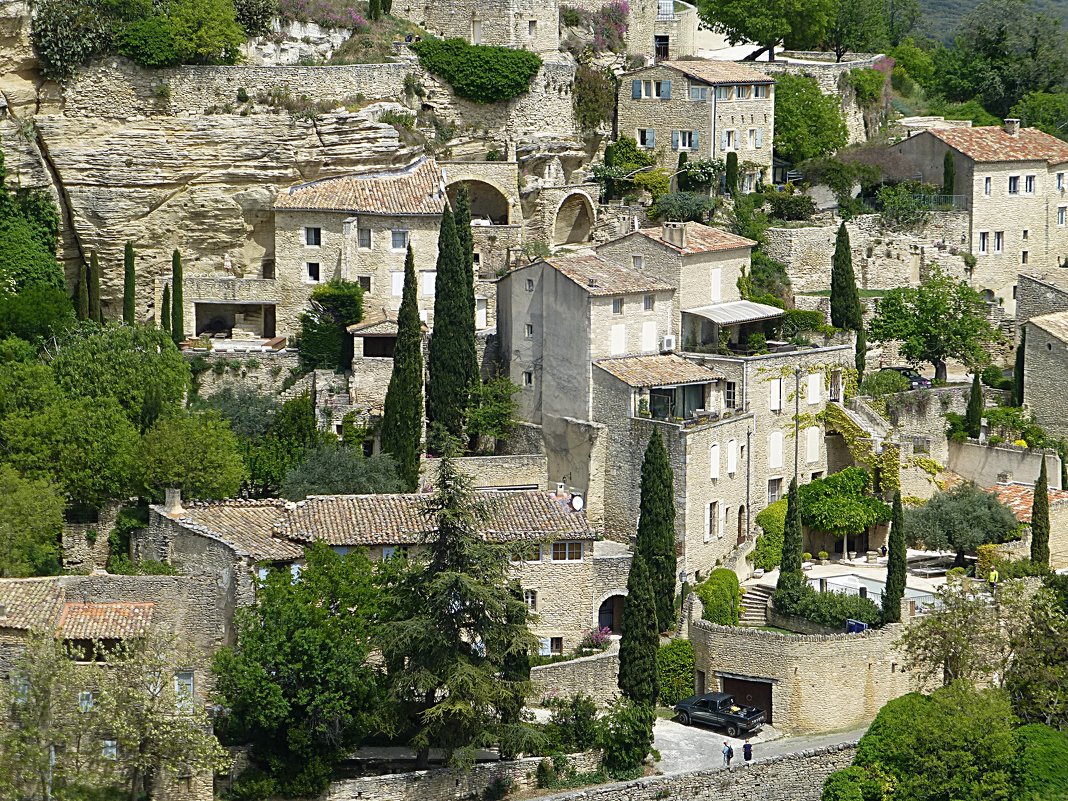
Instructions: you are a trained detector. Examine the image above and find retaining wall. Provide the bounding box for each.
[530,647,620,707]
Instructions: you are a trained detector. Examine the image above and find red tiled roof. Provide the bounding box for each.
[274,157,447,214]
[56,602,155,640]
[635,222,756,255]
[0,580,64,631]
[656,60,775,86]
[924,127,1068,165]
[544,252,674,297]
[596,354,724,387]
[988,482,1068,523]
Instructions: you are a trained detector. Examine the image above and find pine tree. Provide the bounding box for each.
[161,283,171,335]
[965,373,983,439]
[1014,330,1025,407]
[855,326,867,385]
[426,208,476,449]
[635,428,677,633]
[617,554,659,707]
[725,151,739,197]
[942,151,956,196]
[381,245,424,491]
[883,490,907,623]
[831,222,861,330]
[171,249,184,343]
[76,261,89,321]
[88,250,102,323]
[676,151,689,192]
[123,241,136,324]
[1031,458,1050,569]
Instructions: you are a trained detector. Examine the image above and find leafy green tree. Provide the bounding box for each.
[1013,330,1024,406]
[140,410,245,501]
[649,192,720,222]
[698,0,835,60]
[214,543,384,795]
[942,150,956,195]
[1012,724,1068,797]
[497,581,535,760]
[868,266,999,382]
[466,373,520,453]
[657,638,696,705]
[0,216,64,297]
[298,280,364,372]
[161,282,171,335]
[905,483,1018,566]
[635,428,677,632]
[0,464,63,576]
[0,336,36,364]
[280,443,404,499]
[882,0,919,45]
[123,240,135,324]
[800,467,891,560]
[696,568,741,625]
[676,151,689,192]
[599,698,655,779]
[831,222,862,330]
[0,284,75,342]
[194,385,277,440]
[882,490,906,623]
[377,448,533,769]
[88,250,102,323]
[965,373,983,439]
[753,498,787,569]
[823,0,888,62]
[1031,458,1051,569]
[381,245,424,490]
[241,391,322,498]
[50,322,190,428]
[28,0,112,81]
[773,73,848,164]
[725,151,739,196]
[1010,91,1068,139]
[76,261,89,320]
[168,0,245,64]
[1006,585,1068,730]
[171,249,184,343]
[0,361,63,421]
[233,0,273,35]
[617,554,659,707]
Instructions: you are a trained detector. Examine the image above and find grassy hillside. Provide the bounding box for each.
[918,0,1068,41]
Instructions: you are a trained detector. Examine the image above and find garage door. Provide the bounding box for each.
[721,677,773,724]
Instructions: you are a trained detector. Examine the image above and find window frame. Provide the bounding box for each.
[551,541,584,562]
[979,231,989,255]
[522,371,534,387]
[306,262,321,283]
[767,477,783,504]
[357,275,371,293]
[357,227,372,249]
[390,229,410,252]
[524,589,537,611]
[643,294,655,312]
[994,231,1004,254]
[1008,176,1020,195]
[1025,174,1036,194]
[304,226,322,247]
[612,297,625,315]
[1059,206,1067,227]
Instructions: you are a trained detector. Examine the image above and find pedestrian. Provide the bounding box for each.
[722,741,731,766]
[989,566,1000,594]
[880,544,888,558]
[743,740,753,764]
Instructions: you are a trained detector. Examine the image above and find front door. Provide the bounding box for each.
[654,35,669,60]
[721,677,773,724]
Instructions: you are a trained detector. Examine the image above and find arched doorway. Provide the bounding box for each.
[597,594,626,634]
[447,180,510,225]
[553,193,594,245]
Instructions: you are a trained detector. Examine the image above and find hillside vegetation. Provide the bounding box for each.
[917,0,1068,41]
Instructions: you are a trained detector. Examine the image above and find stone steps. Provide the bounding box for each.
[739,584,774,626]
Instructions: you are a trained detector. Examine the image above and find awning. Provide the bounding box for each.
[684,300,784,326]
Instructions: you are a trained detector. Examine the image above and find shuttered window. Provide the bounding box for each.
[710,443,720,480]
[769,430,784,469]
[806,426,820,464]
[807,372,822,405]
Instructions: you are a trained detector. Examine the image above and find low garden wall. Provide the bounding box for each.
[530,647,620,707]
[948,440,1062,490]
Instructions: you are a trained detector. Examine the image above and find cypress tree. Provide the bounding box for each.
[617,554,659,707]
[1031,458,1050,569]
[1014,330,1025,407]
[76,261,89,320]
[773,478,807,612]
[635,428,677,633]
[883,490,907,623]
[676,151,689,192]
[451,186,480,391]
[161,283,171,335]
[88,250,102,323]
[123,241,136,324]
[725,151,739,197]
[855,326,867,385]
[965,373,983,439]
[171,249,184,343]
[381,244,424,491]
[831,222,861,330]
[942,150,955,196]
[426,207,475,449]
[369,0,381,20]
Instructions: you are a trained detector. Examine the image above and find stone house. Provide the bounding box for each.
[1023,310,1068,440]
[1016,272,1068,333]
[893,121,1068,317]
[988,481,1068,571]
[393,0,562,53]
[616,61,775,190]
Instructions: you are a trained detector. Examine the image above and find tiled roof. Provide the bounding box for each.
[544,252,674,297]
[1028,311,1068,342]
[923,127,1068,165]
[595,354,724,387]
[658,60,774,86]
[636,223,756,255]
[278,491,596,546]
[0,579,64,631]
[160,499,304,561]
[988,482,1068,523]
[56,602,154,640]
[274,157,447,215]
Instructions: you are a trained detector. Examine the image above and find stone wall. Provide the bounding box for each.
[421,454,549,490]
[948,440,1062,490]
[190,349,302,398]
[1024,316,1068,440]
[1017,273,1068,332]
[62,500,124,571]
[530,647,621,706]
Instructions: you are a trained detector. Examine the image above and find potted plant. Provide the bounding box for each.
[802,552,813,570]
[637,397,651,418]
[818,550,830,565]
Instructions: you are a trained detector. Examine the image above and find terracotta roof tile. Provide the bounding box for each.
[595,354,724,387]
[0,580,64,631]
[988,482,1068,523]
[923,127,1068,165]
[274,157,447,215]
[1028,311,1068,342]
[161,499,304,561]
[657,60,775,86]
[636,223,756,255]
[56,602,155,640]
[544,252,674,296]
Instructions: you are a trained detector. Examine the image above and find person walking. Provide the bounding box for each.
[722,741,733,767]
[743,740,753,765]
[989,566,1000,594]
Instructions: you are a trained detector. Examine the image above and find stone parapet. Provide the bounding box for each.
[530,646,621,706]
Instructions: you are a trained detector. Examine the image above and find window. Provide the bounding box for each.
[768,478,783,504]
[526,278,535,291]
[390,271,404,296]
[522,371,534,386]
[1022,251,1029,265]
[421,271,436,297]
[610,323,626,356]
[811,471,824,482]
[306,262,320,282]
[721,129,736,151]
[637,128,655,149]
[528,19,536,36]
[550,637,564,655]
[674,130,696,150]
[1059,172,1065,191]
[769,430,784,469]
[984,177,991,196]
[1009,176,1020,194]
[710,443,720,480]
[753,84,768,98]
[710,266,722,302]
[1023,229,1029,240]
[525,323,534,338]
[357,227,371,249]
[806,425,820,464]
[304,226,321,246]
[725,381,737,408]
[102,740,118,760]
[641,320,656,351]
[737,85,752,100]
[768,377,783,411]
[715,86,732,101]
[689,86,708,101]
[979,231,989,254]
[1059,206,1066,226]
[174,671,194,711]
[612,297,625,314]
[632,254,644,270]
[79,690,94,713]
[524,589,537,611]
[747,128,756,149]
[912,436,931,454]
[726,439,737,474]
[471,19,482,44]
[807,372,822,405]
[552,541,583,561]
[644,294,655,311]
[390,230,409,251]
[706,501,718,542]
[994,231,1004,254]
[1025,175,1036,194]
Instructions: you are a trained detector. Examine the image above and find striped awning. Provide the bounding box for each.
[684,300,784,326]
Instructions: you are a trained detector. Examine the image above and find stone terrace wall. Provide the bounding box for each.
[421,454,548,490]
[530,647,620,707]
[948,440,1062,490]
[190,349,302,399]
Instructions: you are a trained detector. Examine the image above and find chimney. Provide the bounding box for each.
[997,471,1013,484]
[662,221,687,249]
[163,488,185,518]
[1004,118,1020,137]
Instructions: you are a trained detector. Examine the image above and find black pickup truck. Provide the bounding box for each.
[673,692,766,736]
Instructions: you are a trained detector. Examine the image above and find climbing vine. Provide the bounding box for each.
[820,403,902,491]
[412,38,542,104]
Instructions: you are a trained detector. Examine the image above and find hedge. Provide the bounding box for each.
[752,498,787,570]
[412,38,542,104]
[791,587,882,628]
[696,568,741,625]
[657,638,695,705]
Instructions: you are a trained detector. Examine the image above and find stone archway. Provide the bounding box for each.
[446,179,511,225]
[596,592,627,634]
[552,191,595,245]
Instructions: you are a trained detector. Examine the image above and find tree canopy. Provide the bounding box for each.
[279,442,404,500]
[698,0,835,58]
[140,410,246,501]
[773,73,848,164]
[0,464,63,577]
[798,467,892,546]
[904,483,1019,565]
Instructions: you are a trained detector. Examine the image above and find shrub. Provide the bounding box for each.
[117,16,182,67]
[412,38,542,104]
[632,168,671,200]
[545,695,599,752]
[876,182,930,230]
[980,365,1013,390]
[485,149,503,161]
[860,369,911,398]
[847,68,886,108]
[696,569,741,625]
[535,758,555,789]
[780,309,829,338]
[764,188,816,221]
[233,0,273,36]
[1014,723,1068,798]
[380,109,415,129]
[30,0,112,81]
[574,64,616,133]
[746,332,768,354]
[657,638,695,705]
[793,588,882,628]
[482,776,512,801]
[578,626,613,651]
[599,699,654,779]
[649,192,720,222]
[753,498,787,570]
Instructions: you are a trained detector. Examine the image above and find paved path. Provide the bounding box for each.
[654,717,866,774]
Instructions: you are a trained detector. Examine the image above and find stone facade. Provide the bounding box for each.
[190,348,302,398]
[1024,312,1068,440]
[530,646,620,706]
[948,440,1062,490]
[1016,272,1068,332]
[420,454,549,489]
[62,501,124,572]
[393,0,561,53]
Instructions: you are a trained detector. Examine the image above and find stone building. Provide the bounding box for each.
[616,61,775,190]
[1016,272,1068,332]
[893,121,1068,317]
[1023,310,1068,440]
[393,0,562,53]
[988,482,1068,571]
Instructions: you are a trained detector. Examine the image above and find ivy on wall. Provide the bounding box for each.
[412,38,542,104]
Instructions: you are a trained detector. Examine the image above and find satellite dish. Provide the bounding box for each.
[571,495,584,511]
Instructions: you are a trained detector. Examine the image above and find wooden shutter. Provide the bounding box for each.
[710,443,720,480]
[662,80,671,99]
[806,426,820,464]
[769,430,783,469]
[632,80,641,99]
[807,372,821,405]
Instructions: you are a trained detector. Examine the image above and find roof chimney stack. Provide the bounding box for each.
[662,221,687,249]
[163,488,185,518]
[1004,118,1020,137]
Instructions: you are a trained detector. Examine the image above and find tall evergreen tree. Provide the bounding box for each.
[831,222,862,330]
[965,373,983,439]
[942,151,956,196]
[380,245,424,491]
[617,554,659,707]
[171,249,184,343]
[635,428,677,632]
[498,581,532,760]
[122,241,136,324]
[725,151,739,197]
[774,478,807,611]
[883,490,907,623]
[451,186,480,423]
[76,261,89,321]
[676,151,689,192]
[1031,458,1050,569]
[855,326,867,385]
[88,250,102,323]
[426,207,476,448]
[1014,330,1025,407]
[161,283,171,335]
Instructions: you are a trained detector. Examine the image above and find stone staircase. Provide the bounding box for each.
[739,584,774,627]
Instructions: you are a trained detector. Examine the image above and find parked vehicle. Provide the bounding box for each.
[879,366,932,390]
[673,692,766,736]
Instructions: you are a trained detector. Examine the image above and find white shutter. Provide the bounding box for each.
[756,128,764,148]
[390,271,404,297]
[718,503,727,538]
[727,439,737,474]
[476,298,488,329]
[610,324,626,356]
[421,271,436,297]
[769,430,783,469]
[806,426,820,464]
[538,638,551,656]
[769,378,782,411]
[641,321,657,352]
[720,130,728,152]
[710,443,720,480]
[807,372,821,405]
[704,503,712,543]
[710,267,722,302]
